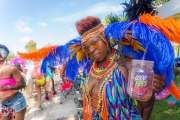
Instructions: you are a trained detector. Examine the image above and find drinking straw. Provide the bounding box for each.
[142,44,149,60]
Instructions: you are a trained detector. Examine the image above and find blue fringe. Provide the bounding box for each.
[46,67,54,79]
[40,37,92,81]
[65,56,80,81]
[105,21,174,88]
[41,38,81,72]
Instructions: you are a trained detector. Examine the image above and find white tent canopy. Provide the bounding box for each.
[157,0,180,18]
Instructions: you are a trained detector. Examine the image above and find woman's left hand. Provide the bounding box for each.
[153,74,165,93]
[0,85,7,91]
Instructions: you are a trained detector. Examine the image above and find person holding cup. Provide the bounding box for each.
[74,15,166,119]
[19,0,180,119]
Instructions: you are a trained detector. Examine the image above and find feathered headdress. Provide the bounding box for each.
[17,45,58,62]
[40,38,92,80]
[10,56,26,67]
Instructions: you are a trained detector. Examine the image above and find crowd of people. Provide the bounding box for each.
[0,46,62,120]
[1,0,180,120]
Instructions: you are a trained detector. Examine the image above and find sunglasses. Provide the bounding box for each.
[82,39,101,53]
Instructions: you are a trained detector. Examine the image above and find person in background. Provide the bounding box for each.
[44,66,57,100]
[0,44,26,120]
[30,62,54,110]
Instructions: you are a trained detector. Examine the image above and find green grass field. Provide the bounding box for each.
[150,76,180,120]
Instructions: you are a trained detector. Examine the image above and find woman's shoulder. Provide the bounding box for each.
[5,63,15,68]
[116,55,132,68]
[4,64,19,72]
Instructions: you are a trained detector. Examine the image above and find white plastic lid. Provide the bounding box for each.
[132,59,154,67]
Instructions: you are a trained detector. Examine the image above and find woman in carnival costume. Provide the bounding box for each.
[0,44,26,120]
[18,0,180,119]
[30,61,54,110]
[75,17,163,120]
[18,41,56,110]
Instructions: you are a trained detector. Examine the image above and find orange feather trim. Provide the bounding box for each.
[102,89,109,120]
[17,45,58,61]
[166,81,180,100]
[82,90,92,120]
[139,14,180,44]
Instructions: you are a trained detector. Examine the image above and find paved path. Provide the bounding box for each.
[24,84,78,120]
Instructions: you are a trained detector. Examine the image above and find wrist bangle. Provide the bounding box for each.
[7,85,11,90]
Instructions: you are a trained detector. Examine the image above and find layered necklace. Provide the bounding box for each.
[90,48,117,79]
[85,48,118,115]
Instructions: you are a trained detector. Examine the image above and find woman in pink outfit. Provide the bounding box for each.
[0,44,26,120]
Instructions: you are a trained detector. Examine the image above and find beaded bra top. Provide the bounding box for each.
[84,48,118,113]
[83,48,141,119]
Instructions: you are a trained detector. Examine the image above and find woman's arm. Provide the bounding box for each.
[4,66,26,90]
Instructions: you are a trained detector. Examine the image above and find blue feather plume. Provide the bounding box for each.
[40,37,92,81]
[105,21,174,88]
